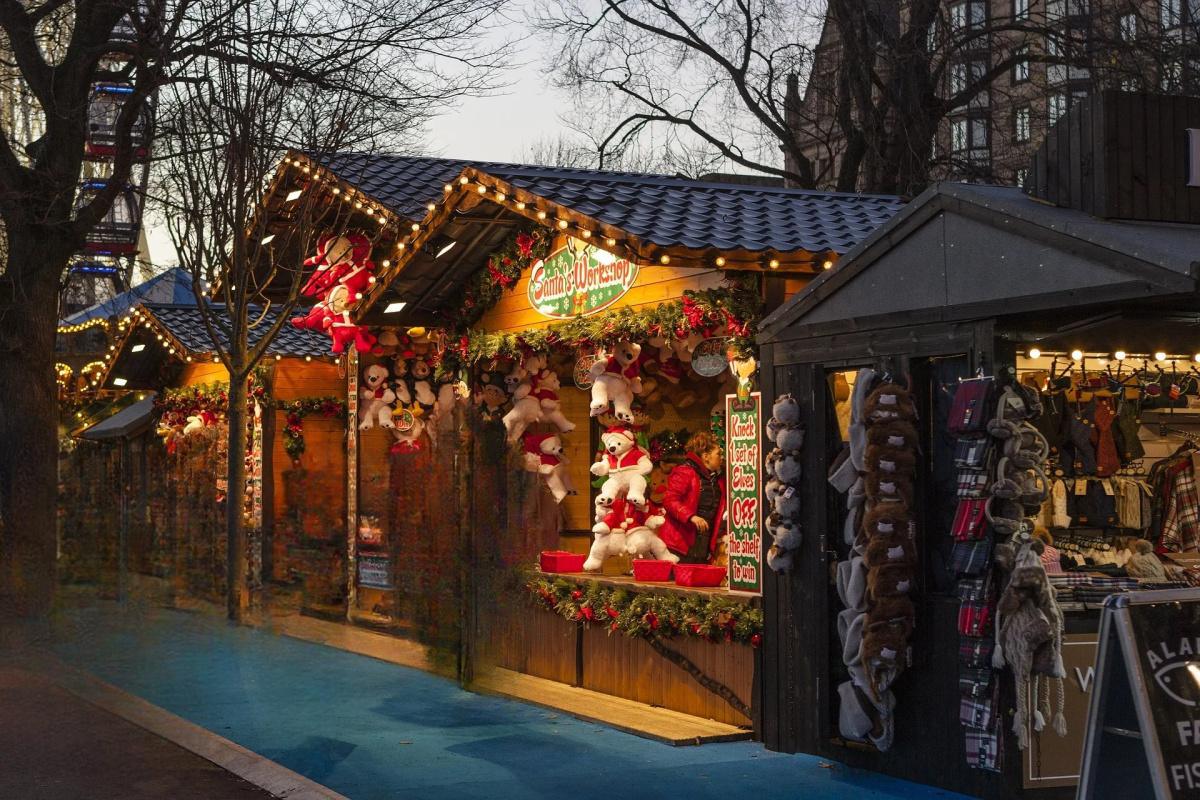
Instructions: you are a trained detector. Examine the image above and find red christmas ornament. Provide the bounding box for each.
[605,606,619,619]
[571,590,583,601]
[750,633,762,648]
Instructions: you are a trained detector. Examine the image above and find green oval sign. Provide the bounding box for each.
[527,241,639,319]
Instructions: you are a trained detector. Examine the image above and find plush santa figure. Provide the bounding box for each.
[522,432,577,503]
[588,340,642,422]
[322,285,376,354]
[357,364,395,430]
[590,426,653,508]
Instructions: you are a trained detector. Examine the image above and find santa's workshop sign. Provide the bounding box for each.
[527,240,638,319]
[726,392,762,594]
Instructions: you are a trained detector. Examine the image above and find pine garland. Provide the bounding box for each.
[278,397,348,460]
[446,225,553,330]
[465,277,761,364]
[525,573,763,647]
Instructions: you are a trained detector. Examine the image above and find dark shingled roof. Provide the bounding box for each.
[144,303,330,357]
[313,153,904,256]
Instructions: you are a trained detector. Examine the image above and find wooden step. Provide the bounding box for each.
[471,667,751,746]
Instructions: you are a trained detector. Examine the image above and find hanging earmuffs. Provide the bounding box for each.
[1005,423,1050,469]
[986,495,1026,536]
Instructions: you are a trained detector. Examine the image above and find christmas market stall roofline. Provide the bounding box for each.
[95,303,333,392]
[255,152,904,325]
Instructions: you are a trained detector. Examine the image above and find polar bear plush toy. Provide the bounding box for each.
[522,432,577,503]
[624,503,678,562]
[584,496,631,571]
[358,364,396,430]
[588,340,642,422]
[502,362,543,443]
[527,364,575,434]
[591,426,653,508]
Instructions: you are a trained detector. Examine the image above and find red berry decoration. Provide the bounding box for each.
[750,633,763,648]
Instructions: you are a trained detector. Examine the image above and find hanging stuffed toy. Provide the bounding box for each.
[408,358,437,408]
[524,354,575,434]
[503,360,544,443]
[322,285,377,355]
[182,409,217,436]
[388,404,425,454]
[591,426,653,508]
[521,432,577,503]
[357,363,396,430]
[588,340,642,422]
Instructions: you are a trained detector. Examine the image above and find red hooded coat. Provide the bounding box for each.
[657,453,726,559]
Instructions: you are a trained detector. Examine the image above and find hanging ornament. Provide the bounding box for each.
[691,337,729,377]
[574,353,601,389]
[391,405,416,432]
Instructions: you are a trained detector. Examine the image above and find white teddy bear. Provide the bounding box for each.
[522,432,577,504]
[502,362,543,443]
[590,427,653,508]
[358,364,396,430]
[584,496,632,571]
[527,366,575,434]
[588,340,642,422]
[624,504,678,563]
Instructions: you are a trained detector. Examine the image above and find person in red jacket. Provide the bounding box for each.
[659,431,726,563]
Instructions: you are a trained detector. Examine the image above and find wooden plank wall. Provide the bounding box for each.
[178,362,229,386]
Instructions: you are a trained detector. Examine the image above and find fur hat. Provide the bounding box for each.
[865,445,915,479]
[866,472,914,507]
[862,502,911,539]
[1126,539,1167,580]
[863,383,916,423]
[774,451,803,485]
[773,489,801,519]
[866,593,915,629]
[861,617,912,673]
[867,562,915,602]
[838,607,865,664]
[771,393,802,425]
[864,530,916,568]
[775,424,805,452]
[866,419,919,452]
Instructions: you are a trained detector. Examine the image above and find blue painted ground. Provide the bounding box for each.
[43,604,972,800]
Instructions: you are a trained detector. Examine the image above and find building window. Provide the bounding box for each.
[1118,12,1138,40]
[1162,60,1183,91]
[1012,47,1030,83]
[950,116,990,166]
[950,62,968,95]
[1014,0,1029,20]
[1049,93,1067,122]
[1120,76,1141,91]
[1046,33,1063,59]
[1014,106,1031,142]
[952,119,968,153]
[1162,0,1183,28]
[950,0,986,32]
[1016,168,1029,187]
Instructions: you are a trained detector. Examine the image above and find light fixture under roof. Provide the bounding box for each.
[261,234,275,245]
[112,377,128,387]
[285,188,303,202]
[384,301,407,314]
[422,235,457,259]
[131,343,146,353]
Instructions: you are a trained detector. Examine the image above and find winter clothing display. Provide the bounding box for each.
[763,393,805,573]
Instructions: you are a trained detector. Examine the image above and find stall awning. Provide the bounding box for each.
[758,182,1200,342]
[79,394,157,441]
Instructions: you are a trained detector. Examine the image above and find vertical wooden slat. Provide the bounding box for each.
[1116,93,1135,218]
[1129,93,1148,219]
[1146,95,1163,220]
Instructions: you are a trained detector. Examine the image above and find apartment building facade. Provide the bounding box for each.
[789,0,1199,191]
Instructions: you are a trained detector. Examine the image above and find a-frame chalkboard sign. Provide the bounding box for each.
[1079,589,1200,799]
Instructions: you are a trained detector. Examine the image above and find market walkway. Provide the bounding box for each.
[36,603,971,800]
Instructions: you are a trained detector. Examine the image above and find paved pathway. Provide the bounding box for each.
[38,604,973,800]
[0,663,273,799]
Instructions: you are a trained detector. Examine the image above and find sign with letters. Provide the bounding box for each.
[724,391,761,595]
[527,240,638,319]
[1079,589,1200,799]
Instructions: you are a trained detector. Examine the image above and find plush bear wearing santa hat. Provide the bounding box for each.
[323,284,377,355]
[591,426,653,508]
[588,340,642,422]
[522,432,577,503]
[357,363,396,430]
[503,361,543,443]
[623,502,677,562]
[528,365,575,434]
[585,496,633,571]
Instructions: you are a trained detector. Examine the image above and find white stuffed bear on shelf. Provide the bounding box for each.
[527,366,575,434]
[588,340,642,422]
[502,361,542,443]
[624,502,678,563]
[522,432,577,503]
[358,364,396,430]
[591,426,653,508]
[584,496,632,571]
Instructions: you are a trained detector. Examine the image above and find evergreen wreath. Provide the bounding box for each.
[278,397,348,460]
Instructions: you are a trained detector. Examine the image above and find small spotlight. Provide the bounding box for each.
[1028,348,1041,359]
[1071,349,1083,361]
[384,302,407,314]
[112,377,127,387]
[1115,351,1126,361]
[1156,351,1168,362]
[284,189,303,202]
[131,344,146,353]
[261,234,275,245]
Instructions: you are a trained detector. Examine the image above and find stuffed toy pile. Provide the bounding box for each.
[291,233,378,354]
[763,393,804,573]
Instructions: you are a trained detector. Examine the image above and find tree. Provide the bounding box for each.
[533,0,1200,195]
[0,0,507,618]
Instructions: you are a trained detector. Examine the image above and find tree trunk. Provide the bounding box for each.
[226,373,248,620]
[0,242,67,617]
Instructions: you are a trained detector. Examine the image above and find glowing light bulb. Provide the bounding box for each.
[1028,348,1041,359]
[1115,350,1126,361]
[1156,351,1168,362]
[1071,349,1083,361]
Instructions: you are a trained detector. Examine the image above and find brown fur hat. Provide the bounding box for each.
[867,562,915,602]
[862,502,911,539]
[864,383,917,423]
[866,472,914,507]
[861,617,913,666]
[864,530,916,569]
[867,419,919,452]
[865,445,916,479]
[866,593,915,628]
[998,564,1053,615]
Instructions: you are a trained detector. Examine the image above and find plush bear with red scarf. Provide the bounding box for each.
[357,363,396,430]
[623,502,677,563]
[584,496,633,571]
[521,432,577,503]
[588,340,642,422]
[590,426,653,508]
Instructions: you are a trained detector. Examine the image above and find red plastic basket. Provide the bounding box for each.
[540,551,586,573]
[632,560,674,582]
[673,564,725,588]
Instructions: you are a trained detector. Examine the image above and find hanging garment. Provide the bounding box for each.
[1063,412,1097,476]
[1033,393,1066,458]
[1116,478,1144,531]
[1091,399,1120,477]
[1161,457,1200,552]
[1050,479,1071,529]
[1115,399,1145,463]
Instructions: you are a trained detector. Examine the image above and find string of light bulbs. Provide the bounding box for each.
[1022,348,1200,364]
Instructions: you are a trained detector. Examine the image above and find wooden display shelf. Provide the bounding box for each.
[537,570,757,604]
[472,667,750,746]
